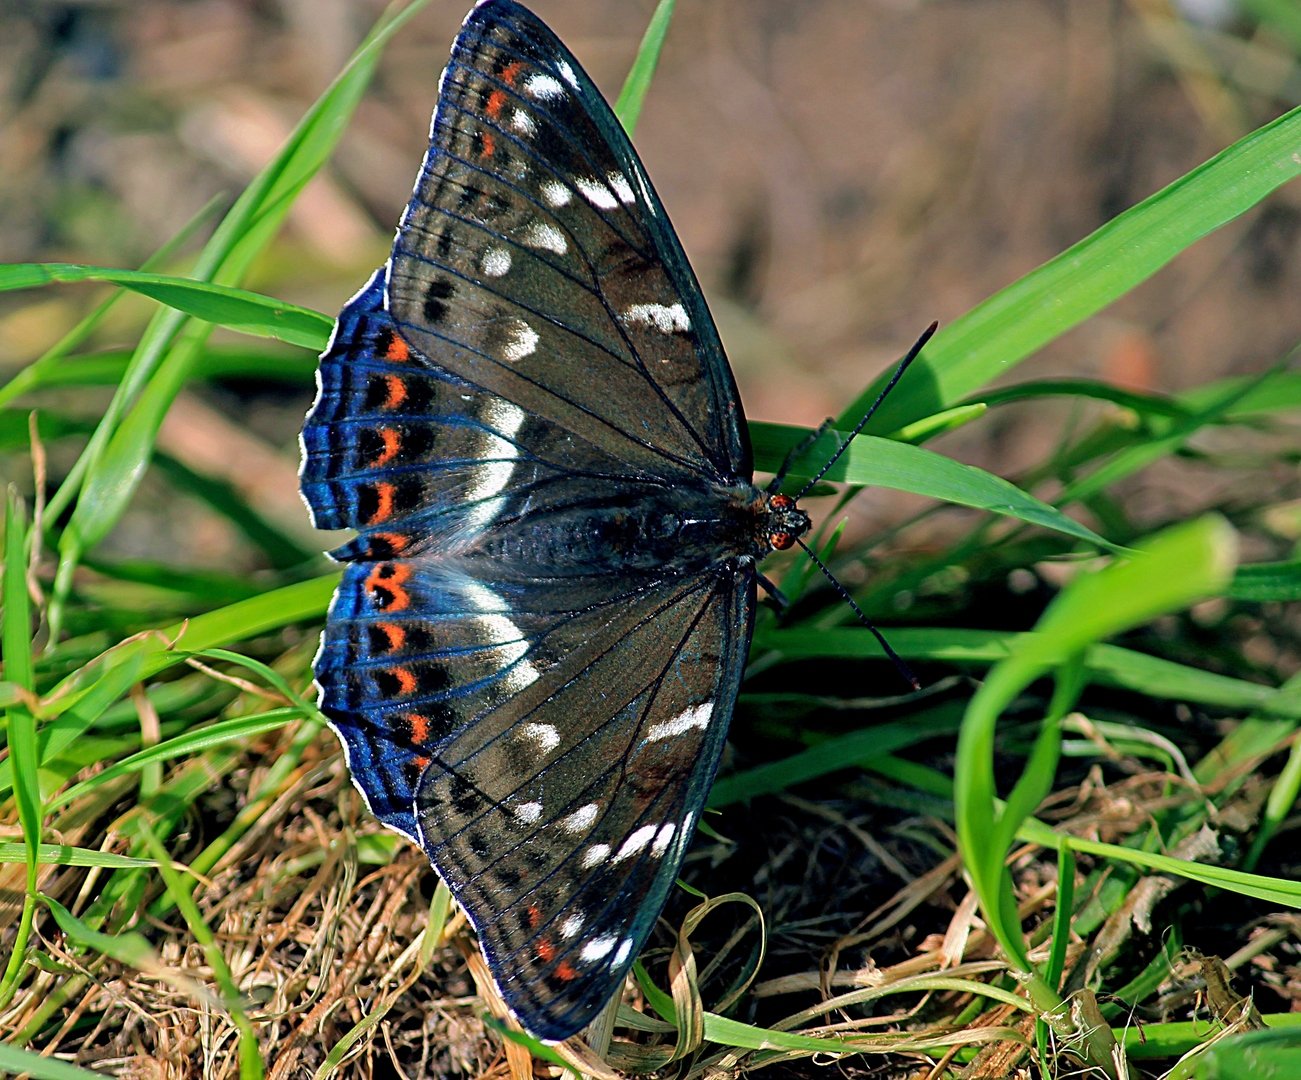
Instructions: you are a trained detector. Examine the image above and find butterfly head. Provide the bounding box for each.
[763,493,810,552]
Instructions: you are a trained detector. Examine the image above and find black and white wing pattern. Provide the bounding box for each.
[300,0,810,1042]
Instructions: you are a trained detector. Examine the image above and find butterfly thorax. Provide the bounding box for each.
[462,483,807,576]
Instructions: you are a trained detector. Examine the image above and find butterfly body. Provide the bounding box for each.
[301,0,809,1040]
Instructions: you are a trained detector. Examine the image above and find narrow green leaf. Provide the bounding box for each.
[1230,559,1301,601]
[614,0,676,134]
[0,1045,104,1080]
[750,422,1119,551]
[0,264,332,349]
[846,105,1301,433]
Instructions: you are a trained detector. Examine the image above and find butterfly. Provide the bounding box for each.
[300,0,816,1042]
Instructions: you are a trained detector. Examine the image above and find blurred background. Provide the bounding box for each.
[2,0,1298,573]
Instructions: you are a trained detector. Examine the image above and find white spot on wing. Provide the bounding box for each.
[502,319,539,361]
[613,824,658,863]
[524,73,565,100]
[459,518,540,693]
[557,60,579,89]
[622,302,691,336]
[574,175,618,210]
[581,843,610,869]
[510,109,537,137]
[540,179,571,208]
[613,938,634,967]
[607,171,635,204]
[651,822,677,857]
[644,701,713,742]
[522,221,567,254]
[560,913,585,939]
[559,802,600,834]
[581,935,618,962]
[512,801,543,825]
[479,245,512,278]
[520,722,560,753]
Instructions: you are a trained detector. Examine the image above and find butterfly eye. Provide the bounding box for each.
[769,532,794,550]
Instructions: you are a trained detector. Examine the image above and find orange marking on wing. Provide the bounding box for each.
[526,905,542,930]
[377,622,406,652]
[481,129,496,157]
[365,562,412,612]
[367,481,396,524]
[382,374,408,410]
[387,666,417,696]
[500,61,525,86]
[485,88,507,119]
[411,754,429,770]
[371,532,408,556]
[385,334,410,362]
[406,712,430,744]
[536,937,555,963]
[371,427,401,468]
[553,961,578,982]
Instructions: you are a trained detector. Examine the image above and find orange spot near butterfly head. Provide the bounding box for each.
[382,374,408,410]
[770,493,795,511]
[553,961,578,982]
[368,482,396,525]
[536,937,555,962]
[385,334,411,363]
[372,427,401,468]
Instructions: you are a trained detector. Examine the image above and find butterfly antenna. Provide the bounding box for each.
[794,321,938,500]
[795,537,920,690]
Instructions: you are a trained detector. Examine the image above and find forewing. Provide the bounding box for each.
[387,0,751,484]
[301,268,675,562]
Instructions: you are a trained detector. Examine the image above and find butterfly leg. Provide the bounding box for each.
[756,570,791,614]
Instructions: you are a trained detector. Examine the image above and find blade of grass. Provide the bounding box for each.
[0,490,40,1009]
[0,264,332,349]
[844,104,1301,434]
[955,516,1237,1067]
[48,0,432,637]
[750,423,1120,552]
[614,0,676,134]
[136,819,264,1078]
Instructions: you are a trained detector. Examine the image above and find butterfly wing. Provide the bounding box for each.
[302,0,762,1042]
[388,0,752,485]
[312,552,753,1038]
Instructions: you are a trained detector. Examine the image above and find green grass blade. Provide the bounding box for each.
[956,516,1237,975]
[614,0,676,134]
[0,264,333,349]
[1230,559,1301,601]
[0,490,40,1009]
[751,422,1118,551]
[846,104,1301,434]
[137,820,264,1078]
[0,1045,104,1080]
[50,0,431,632]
